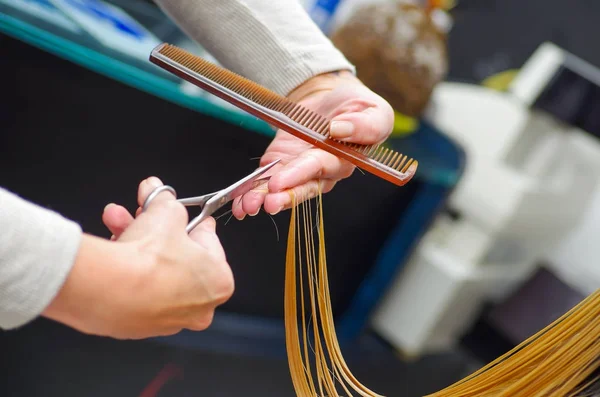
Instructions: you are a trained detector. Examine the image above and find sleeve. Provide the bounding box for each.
[0,188,82,329]
[153,0,355,96]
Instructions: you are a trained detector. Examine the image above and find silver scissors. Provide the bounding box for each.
[142,159,280,233]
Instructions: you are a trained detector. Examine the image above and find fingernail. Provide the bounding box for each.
[147,176,163,188]
[330,121,354,138]
[238,213,246,221]
[249,208,260,216]
[269,206,283,216]
[104,203,115,212]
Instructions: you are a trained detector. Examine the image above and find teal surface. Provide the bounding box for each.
[0,1,274,138]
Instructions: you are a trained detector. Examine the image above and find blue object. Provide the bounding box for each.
[307,0,343,33]
[25,0,58,10]
[63,0,147,40]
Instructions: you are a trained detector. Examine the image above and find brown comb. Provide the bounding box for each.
[149,43,418,187]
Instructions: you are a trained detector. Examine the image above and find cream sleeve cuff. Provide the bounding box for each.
[0,188,82,329]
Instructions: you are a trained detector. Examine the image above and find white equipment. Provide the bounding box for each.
[371,42,600,357]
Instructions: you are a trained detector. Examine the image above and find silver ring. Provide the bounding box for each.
[142,185,177,212]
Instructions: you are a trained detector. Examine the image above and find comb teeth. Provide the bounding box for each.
[151,43,418,186]
[159,44,284,110]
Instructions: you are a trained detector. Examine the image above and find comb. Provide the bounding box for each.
[149,43,418,187]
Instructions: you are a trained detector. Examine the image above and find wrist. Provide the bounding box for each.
[287,70,358,103]
[42,234,141,335]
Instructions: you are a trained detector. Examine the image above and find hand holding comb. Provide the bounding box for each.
[149,43,418,187]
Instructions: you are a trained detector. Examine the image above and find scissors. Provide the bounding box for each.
[142,159,280,233]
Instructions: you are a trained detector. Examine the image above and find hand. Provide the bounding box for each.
[43,177,234,339]
[232,71,394,219]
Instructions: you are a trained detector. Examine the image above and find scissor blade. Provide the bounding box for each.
[185,160,280,233]
[221,159,280,203]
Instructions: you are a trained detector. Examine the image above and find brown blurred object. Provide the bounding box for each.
[331,1,448,117]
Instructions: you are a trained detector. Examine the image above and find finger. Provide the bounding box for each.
[329,105,393,144]
[232,196,245,220]
[188,217,226,261]
[137,177,188,231]
[232,179,269,220]
[240,180,270,218]
[137,176,174,209]
[267,149,354,194]
[263,179,337,214]
[241,190,265,217]
[102,203,134,239]
[231,157,282,221]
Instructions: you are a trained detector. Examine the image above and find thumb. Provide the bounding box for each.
[329,106,393,145]
[102,203,134,240]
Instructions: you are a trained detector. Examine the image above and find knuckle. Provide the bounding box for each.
[306,152,325,171]
[341,164,355,179]
[164,199,183,212]
[173,203,189,222]
[212,263,235,303]
[310,184,320,197]
[322,181,337,194]
[158,200,188,221]
[301,181,321,200]
[191,311,215,331]
[159,327,181,337]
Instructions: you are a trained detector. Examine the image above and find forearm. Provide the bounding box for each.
[0,188,82,329]
[153,0,354,96]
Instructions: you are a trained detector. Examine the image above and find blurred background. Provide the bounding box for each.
[1,0,600,396]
